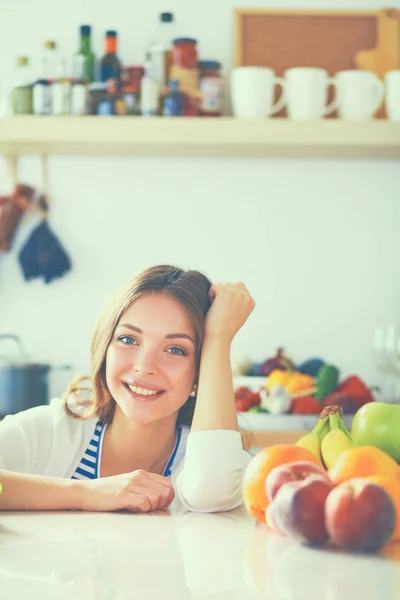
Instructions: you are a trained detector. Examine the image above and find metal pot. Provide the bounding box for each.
[0,334,71,417]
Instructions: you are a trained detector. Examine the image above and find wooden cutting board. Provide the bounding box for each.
[234,8,400,118]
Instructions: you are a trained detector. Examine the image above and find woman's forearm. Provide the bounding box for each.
[0,469,82,511]
[190,335,238,432]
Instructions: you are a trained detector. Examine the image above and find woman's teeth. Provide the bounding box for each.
[127,384,161,396]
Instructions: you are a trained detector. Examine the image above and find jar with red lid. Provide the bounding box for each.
[172,38,198,69]
[198,60,223,116]
[123,66,145,86]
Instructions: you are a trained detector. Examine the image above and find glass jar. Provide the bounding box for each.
[87,82,108,114]
[123,66,144,86]
[123,85,141,115]
[198,60,223,116]
[172,38,198,69]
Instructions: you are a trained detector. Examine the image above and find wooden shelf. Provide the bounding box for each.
[0,116,399,158]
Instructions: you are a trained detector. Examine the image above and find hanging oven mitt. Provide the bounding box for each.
[18,215,72,284]
[18,157,72,284]
[18,189,72,284]
[0,185,35,253]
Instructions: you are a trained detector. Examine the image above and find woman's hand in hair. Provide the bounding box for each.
[204,282,255,344]
[78,470,175,513]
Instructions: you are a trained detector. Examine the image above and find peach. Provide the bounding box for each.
[273,475,333,545]
[325,478,396,552]
[265,460,330,502]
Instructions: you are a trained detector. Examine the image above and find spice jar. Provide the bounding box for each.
[172,38,198,69]
[123,66,144,86]
[198,60,223,116]
[87,83,108,114]
[122,66,144,115]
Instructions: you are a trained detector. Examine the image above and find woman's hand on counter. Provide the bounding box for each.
[78,470,175,513]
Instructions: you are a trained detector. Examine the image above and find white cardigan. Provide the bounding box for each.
[0,398,251,512]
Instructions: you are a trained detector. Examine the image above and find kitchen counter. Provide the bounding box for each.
[0,503,399,600]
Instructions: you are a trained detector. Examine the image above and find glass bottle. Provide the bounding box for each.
[163,80,184,116]
[141,53,159,116]
[147,12,175,89]
[100,30,122,86]
[73,25,95,83]
[33,58,51,115]
[52,58,71,115]
[11,56,33,114]
[43,40,62,81]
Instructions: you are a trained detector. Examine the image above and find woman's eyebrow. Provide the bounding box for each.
[118,323,195,345]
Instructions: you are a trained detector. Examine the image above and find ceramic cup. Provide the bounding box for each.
[230,66,286,119]
[384,70,400,122]
[284,67,337,120]
[334,70,384,121]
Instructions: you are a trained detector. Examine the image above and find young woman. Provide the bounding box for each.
[0,265,255,513]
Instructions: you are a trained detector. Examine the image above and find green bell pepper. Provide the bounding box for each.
[315,364,340,401]
[351,402,400,461]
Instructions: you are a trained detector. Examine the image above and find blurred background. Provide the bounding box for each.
[0,0,398,415]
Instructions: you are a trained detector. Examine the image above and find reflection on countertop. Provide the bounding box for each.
[0,504,399,599]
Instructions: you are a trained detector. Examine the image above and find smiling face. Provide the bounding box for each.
[105,293,197,425]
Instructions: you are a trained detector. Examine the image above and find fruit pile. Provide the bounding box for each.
[243,404,400,553]
[235,348,376,415]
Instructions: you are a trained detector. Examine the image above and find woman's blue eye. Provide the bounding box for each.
[167,346,186,356]
[118,335,137,345]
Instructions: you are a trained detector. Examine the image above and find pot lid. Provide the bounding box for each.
[0,361,49,368]
[0,334,32,366]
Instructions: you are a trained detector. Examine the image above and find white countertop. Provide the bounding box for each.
[0,504,399,600]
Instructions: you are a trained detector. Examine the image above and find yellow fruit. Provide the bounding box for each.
[329,446,400,486]
[321,429,353,470]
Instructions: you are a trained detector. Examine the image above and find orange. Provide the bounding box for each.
[364,475,400,542]
[242,444,322,523]
[329,446,400,487]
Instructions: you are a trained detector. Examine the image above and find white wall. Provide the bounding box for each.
[0,0,399,398]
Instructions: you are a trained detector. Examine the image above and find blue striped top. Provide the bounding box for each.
[71,420,184,480]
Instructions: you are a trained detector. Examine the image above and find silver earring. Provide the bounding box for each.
[189,387,197,398]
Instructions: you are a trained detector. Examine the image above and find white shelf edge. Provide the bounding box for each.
[0,116,399,158]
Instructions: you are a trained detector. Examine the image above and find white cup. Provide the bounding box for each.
[385,70,400,122]
[284,67,337,120]
[334,70,384,121]
[230,67,286,119]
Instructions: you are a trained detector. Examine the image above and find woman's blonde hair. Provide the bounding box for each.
[63,265,212,426]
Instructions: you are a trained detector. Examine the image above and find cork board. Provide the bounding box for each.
[234,8,400,118]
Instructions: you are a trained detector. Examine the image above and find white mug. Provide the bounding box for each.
[230,67,285,119]
[284,67,337,120]
[385,70,400,122]
[334,70,384,121]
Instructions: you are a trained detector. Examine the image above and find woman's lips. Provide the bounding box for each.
[123,382,165,401]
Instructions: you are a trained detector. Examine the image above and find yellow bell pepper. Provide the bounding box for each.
[265,370,314,396]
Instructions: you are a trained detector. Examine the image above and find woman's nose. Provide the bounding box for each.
[133,347,159,375]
